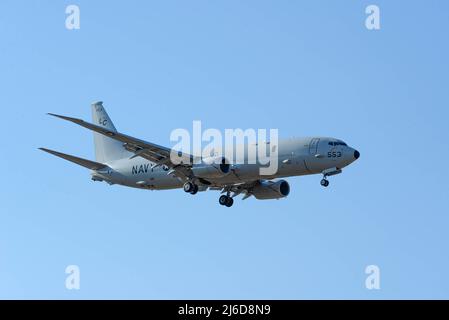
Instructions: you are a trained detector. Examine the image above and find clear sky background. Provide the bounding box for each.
[0,0,448,299]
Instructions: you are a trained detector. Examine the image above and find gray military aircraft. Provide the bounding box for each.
[40,102,360,207]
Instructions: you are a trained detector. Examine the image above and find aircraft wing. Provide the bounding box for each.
[47,113,194,178]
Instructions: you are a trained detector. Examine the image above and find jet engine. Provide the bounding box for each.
[251,180,290,200]
[192,156,231,179]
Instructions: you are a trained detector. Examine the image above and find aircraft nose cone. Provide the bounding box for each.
[354,150,360,160]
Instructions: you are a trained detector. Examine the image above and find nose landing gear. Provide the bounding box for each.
[320,178,329,187]
[320,167,342,187]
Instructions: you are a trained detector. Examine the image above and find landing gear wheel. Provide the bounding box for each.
[219,195,234,207]
[225,197,234,207]
[183,182,195,193]
[320,178,329,187]
[219,195,228,206]
[190,184,199,195]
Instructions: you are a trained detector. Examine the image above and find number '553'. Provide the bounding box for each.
[328,151,342,158]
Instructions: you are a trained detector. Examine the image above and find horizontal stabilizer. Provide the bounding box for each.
[39,148,108,170]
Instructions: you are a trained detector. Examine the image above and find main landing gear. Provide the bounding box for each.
[184,181,234,207]
[219,195,234,207]
[183,181,198,195]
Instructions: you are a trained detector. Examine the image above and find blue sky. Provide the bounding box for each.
[0,0,448,299]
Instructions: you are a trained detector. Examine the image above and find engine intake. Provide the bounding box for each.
[251,180,290,200]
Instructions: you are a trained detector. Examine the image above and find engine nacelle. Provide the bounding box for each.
[251,180,290,200]
[192,156,231,179]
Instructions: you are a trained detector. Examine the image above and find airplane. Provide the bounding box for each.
[40,101,360,207]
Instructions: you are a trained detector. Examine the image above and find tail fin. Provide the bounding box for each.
[91,101,129,163]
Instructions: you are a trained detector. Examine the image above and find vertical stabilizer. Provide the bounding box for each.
[91,101,129,163]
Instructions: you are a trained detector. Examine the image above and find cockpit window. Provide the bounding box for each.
[329,141,347,146]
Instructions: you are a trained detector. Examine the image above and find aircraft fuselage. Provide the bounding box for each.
[92,137,359,190]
